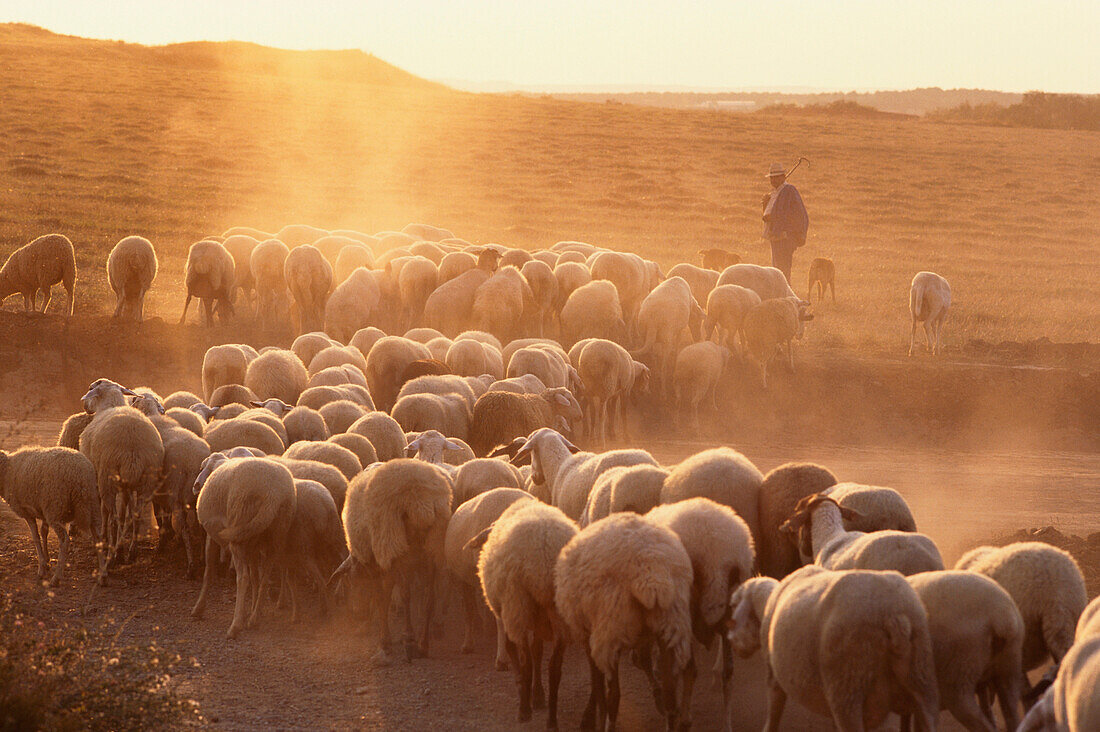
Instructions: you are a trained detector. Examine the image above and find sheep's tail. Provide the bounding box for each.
[1041,602,1079,665]
[886,613,939,729]
[370,490,444,571]
[630,323,657,358]
[220,491,281,544]
[909,280,925,320]
[629,564,693,672]
[62,249,76,314]
[115,448,154,489]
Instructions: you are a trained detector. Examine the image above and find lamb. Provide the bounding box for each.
[471,265,534,342]
[471,498,576,726]
[824,481,918,532]
[780,493,944,575]
[391,392,471,441]
[955,542,1087,676]
[575,338,649,444]
[283,244,333,334]
[450,457,525,510]
[283,405,331,444]
[190,456,297,638]
[909,271,951,356]
[317,399,367,435]
[725,566,939,731]
[559,279,626,347]
[646,497,755,731]
[106,234,157,321]
[203,418,285,456]
[904,570,1024,731]
[705,284,762,352]
[716,262,799,301]
[756,462,838,578]
[250,238,291,330]
[180,239,236,326]
[397,255,439,329]
[467,388,582,457]
[741,296,814,388]
[632,276,705,398]
[519,259,558,337]
[202,344,256,402]
[0,233,76,314]
[78,379,165,566]
[283,440,362,482]
[328,432,377,469]
[221,234,260,307]
[333,459,451,663]
[245,349,309,405]
[698,247,740,272]
[348,412,407,462]
[807,257,836,303]
[0,446,103,584]
[666,262,719,307]
[671,340,731,428]
[324,267,383,343]
[660,447,764,549]
[366,336,432,412]
[554,512,693,730]
[163,390,203,410]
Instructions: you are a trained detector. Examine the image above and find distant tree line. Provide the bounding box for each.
[928,91,1100,131]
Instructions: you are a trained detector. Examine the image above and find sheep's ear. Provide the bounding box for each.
[404,441,420,457]
[510,442,532,465]
[121,387,138,396]
[250,400,264,407]
[800,313,814,322]
[463,525,494,552]
[779,512,808,535]
[209,406,221,418]
[553,392,571,407]
[838,505,865,523]
[444,440,465,451]
[562,437,582,454]
[80,388,95,401]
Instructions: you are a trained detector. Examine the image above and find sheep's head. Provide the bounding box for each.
[544,388,582,424]
[474,248,502,272]
[250,398,293,416]
[511,428,581,486]
[780,493,864,562]
[406,430,465,464]
[189,402,220,422]
[193,452,231,495]
[129,394,166,417]
[726,577,777,658]
[631,362,651,393]
[82,379,135,414]
[792,298,814,339]
[488,437,526,461]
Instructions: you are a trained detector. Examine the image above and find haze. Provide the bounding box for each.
[6,0,1100,93]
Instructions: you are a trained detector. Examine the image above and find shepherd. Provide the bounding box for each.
[761,161,809,282]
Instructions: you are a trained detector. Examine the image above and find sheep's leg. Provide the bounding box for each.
[657,644,681,731]
[823,687,865,732]
[547,637,565,732]
[494,615,509,671]
[22,293,32,310]
[112,293,125,319]
[606,661,622,732]
[460,583,478,653]
[227,544,251,639]
[719,635,735,732]
[26,518,49,578]
[374,571,396,663]
[247,552,274,628]
[49,521,70,586]
[993,670,1022,731]
[908,317,917,357]
[530,636,545,709]
[202,299,214,328]
[414,563,437,658]
[179,294,192,325]
[617,394,629,442]
[191,536,219,619]
[40,286,52,313]
[505,637,532,722]
[944,690,997,732]
[633,644,663,714]
[678,653,697,731]
[581,654,606,732]
[830,280,836,302]
[763,676,787,732]
[178,507,198,579]
[935,311,948,355]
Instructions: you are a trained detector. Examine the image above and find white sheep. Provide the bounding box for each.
[672,340,731,428]
[438,250,476,283]
[348,412,407,462]
[588,251,662,333]
[450,456,525,510]
[554,512,693,731]
[291,332,338,368]
[741,296,813,387]
[409,240,447,264]
[780,493,944,574]
[404,429,468,466]
[909,271,951,356]
[519,259,558,337]
[221,234,260,308]
[632,276,705,397]
[472,498,576,726]
[397,255,439,329]
[272,456,348,515]
[486,373,547,395]
[311,234,367,266]
[824,481,918,532]
[560,279,626,347]
[445,338,503,380]
[308,364,369,390]
[647,497,755,732]
[283,440,362,482]
[666,262,719,308]
[0,233,76,314]
[283,244,333,334]
[165,407,206,437]
[210,384,259,409]
[402,222,454,241]
[333,244,375,285]
[366,336,431,412]
[507,344,578,392]
[328,432,377,469]
[553,260,592,310]
[190,456,297,638]
[391,392,471,441]
[250,238,291,330]
[203,418,285,456]
[726,566,939,730]
[575,338,649,444]
[423,266,494,337]
[317,399,367,435]
[282,478,346,621]
[756,462,839,578]
[275,224,327,247]
[660,447,764,549]
[705,284,761,352]
[180,239,236,326]
[221,226,273,240]
[472,265,534,342]
[0,446,103,584]
[283,405,331,444]
[308,344,368,377]
[201,344,255,402]
[106,235,157,321]
[324,267,383,343]
[715,262,799,301]
[297,384,374,412]
[245,349,309,405]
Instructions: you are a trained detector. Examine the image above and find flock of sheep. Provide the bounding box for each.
[4,223,1087,732]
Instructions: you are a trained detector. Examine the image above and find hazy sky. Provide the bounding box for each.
[6,1,1099,92]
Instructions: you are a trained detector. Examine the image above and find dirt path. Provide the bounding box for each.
[3,439,1097,730]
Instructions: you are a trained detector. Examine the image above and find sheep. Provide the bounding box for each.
[408,240,447,264]
[272,456,348,514]
[77,379,165,566]
[165,407,206,437]
[163,390,203,410]
[282,405,330,445]
[502,337,565,368]
[391,392,471,441]
[221,226,273,240]
[444,488,534,660]
[552,260,592,309]
[404,429,468,465]
[698,247,740,272]
[202,344,255,402]
[507,345,578,393]
[282,478,346,621]
[575,338,649,444]
[780,493,944,575]
[661,447,764,549]
[632,276,705,394]
[403,222,454,241]
[422,337,452,362]
[398,359,452,394]
[423,267,493,337]
[312,234,368,266]
[316,399,366,435]
[807,256,836,302]
[324,268,383,343]
[308,364,368,390]
[824,481,918,532]
[328,432,377,469]
[705,284,762,352]
[275,224,327,247]
[283,244,333,334]
[582,464,662,527]
[366,336,432,412]
[190,456,297,638]
[297,385,373,411]
[725,566,939,731]
[672,340,731,428]
[757,462,839,579]
[106,234,157,321]
[0,233,76,314]
[406,326,447,344]
[556,251,587,265]
[438,250,476,283]
[308,345,367,377]
[487,373,547,395]
[500,248,533,269]
[203,418,285,456]
[396,375,480,412]
[559,279,626,347]
[397,255,439,329]
[742,296,814,388]
[283,440,362,481]
[554,512,693,731]
[551,240,601,256]
[467,388,582,458]
[472,265,534,342]
[955,542,1087,677]
[469,498,576,726]
[332,459,451,663]
[903,570,1024,731]
[450,457,525,510]
[0,446,103,584]
[221,234,260,307]
[647,497,755,732]
[231,408,289,446]
[291,332,337,367]
[716,262,799,301]
[180,239,236,326]
[245,349,309,406]
[57,412,93,450]
[445,338,503,380]
[666,262,719,307]
[909,271,951,356]
[209,384,259,409]
[348,412,407,462]
[334,244,375,285]
[250,238,291,330]
[588,251,662,333]
[520,259,558,336]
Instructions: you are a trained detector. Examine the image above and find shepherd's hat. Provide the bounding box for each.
[766,163,786,178]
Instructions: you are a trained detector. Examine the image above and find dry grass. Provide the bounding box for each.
[0,24,1097,352]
